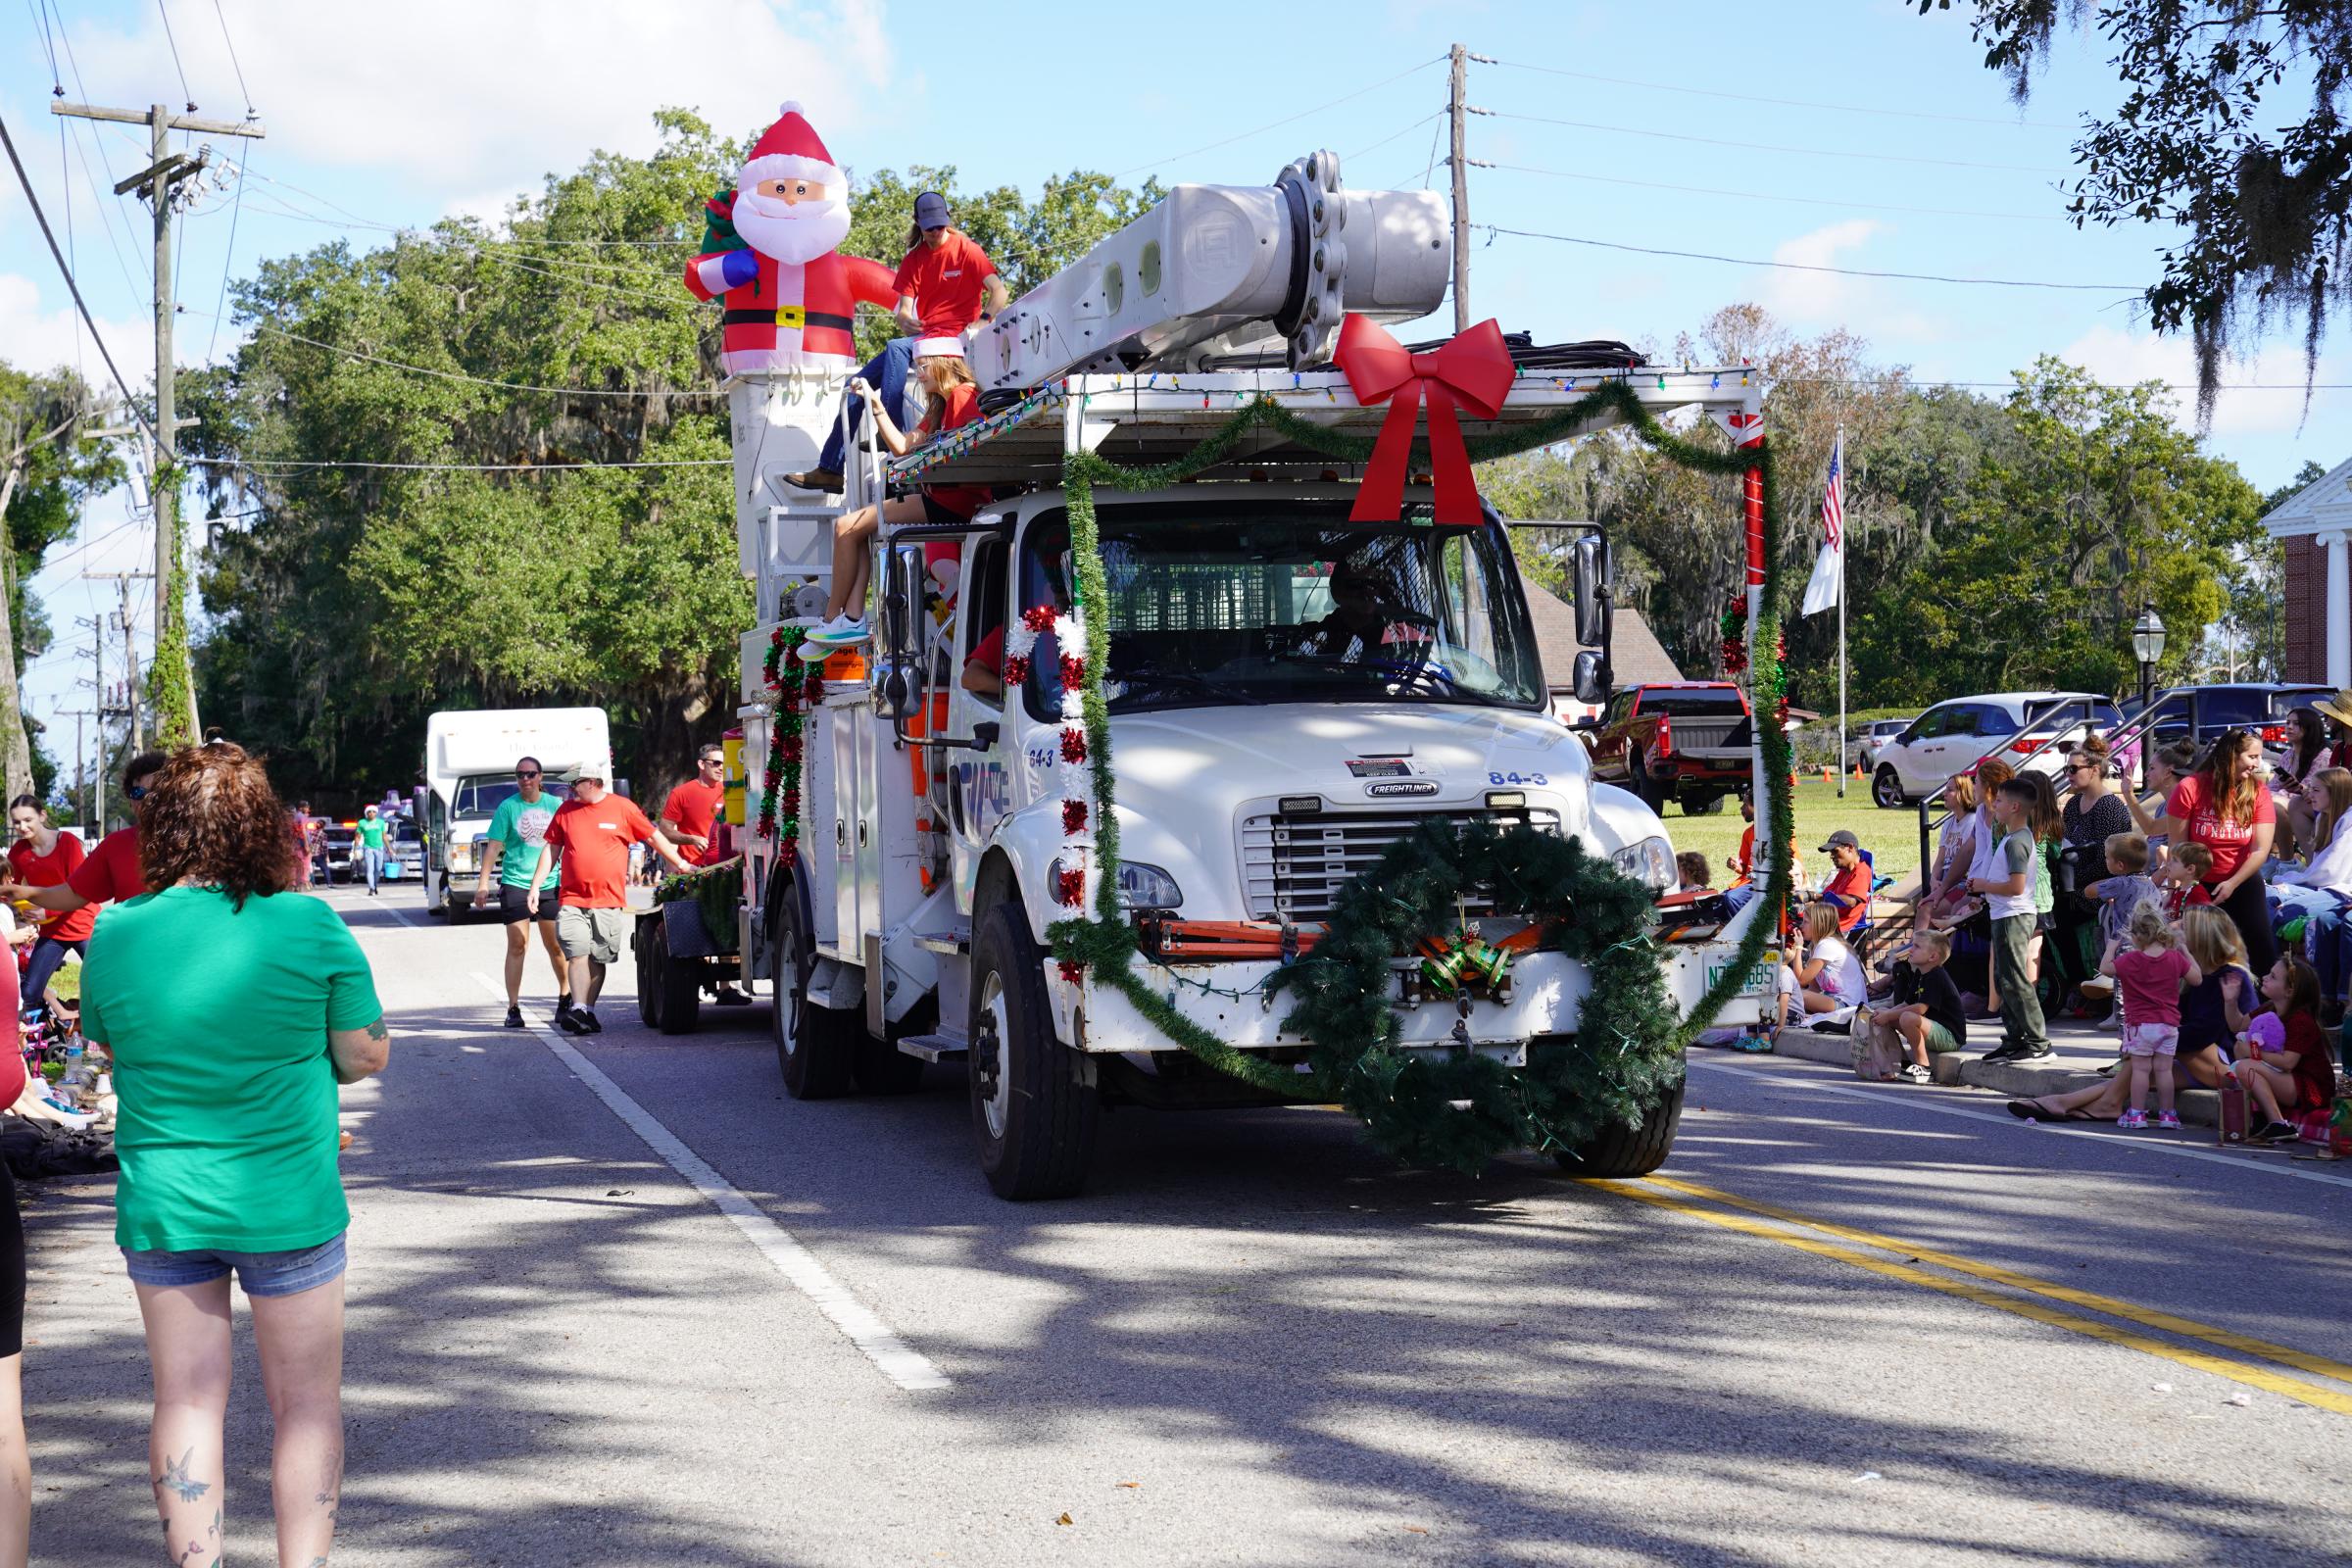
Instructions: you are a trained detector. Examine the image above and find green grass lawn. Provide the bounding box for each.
[1656,776,1933,889]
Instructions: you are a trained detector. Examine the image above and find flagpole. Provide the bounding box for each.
[1836,424,1848,800]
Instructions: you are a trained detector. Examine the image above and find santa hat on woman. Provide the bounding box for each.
[740,102,845,189]
[913,336,965,360]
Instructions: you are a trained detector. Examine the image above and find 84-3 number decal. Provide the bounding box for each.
[1488,770,1548,787]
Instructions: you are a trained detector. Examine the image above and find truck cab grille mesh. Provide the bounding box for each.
[1239,808,1562,923]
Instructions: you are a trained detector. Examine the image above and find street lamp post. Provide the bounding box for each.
[2132,605,2168,788]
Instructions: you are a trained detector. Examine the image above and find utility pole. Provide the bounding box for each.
[54,98,264,746]
[1447,43,1474,332]
[86,571,153,755]
[57,708,93,829]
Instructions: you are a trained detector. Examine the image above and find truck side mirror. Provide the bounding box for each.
[1571,535,1612,647]
[1572,649,1612,707]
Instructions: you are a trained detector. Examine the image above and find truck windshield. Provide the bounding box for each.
[1014,505,1544,716]
[1639,690,1744,717]
[449,775,567,818]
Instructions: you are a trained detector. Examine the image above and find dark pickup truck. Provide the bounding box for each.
[1580,681,1753,816]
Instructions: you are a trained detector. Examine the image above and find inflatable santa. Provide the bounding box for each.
[684,103,895,376]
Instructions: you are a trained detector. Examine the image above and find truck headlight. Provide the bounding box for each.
[449,844,470,873]
[1054,857,1183,911]
[1611,835,1677,896]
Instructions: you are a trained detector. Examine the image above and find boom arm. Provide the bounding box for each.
[965,151,1449,393]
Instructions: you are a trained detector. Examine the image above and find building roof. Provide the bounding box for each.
[2261,455,2352,539]
[1524,580,1685,689]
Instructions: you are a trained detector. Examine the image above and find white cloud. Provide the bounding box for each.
[2058,324,2347,439]
[0,271,152,388]
[1756,219,1942,349]
[62,1,894,193]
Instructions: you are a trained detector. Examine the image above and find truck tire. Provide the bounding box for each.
[634,920,660,1027]
[1636,770,1671,815]
[769,885,856,1100]
[1872,764,1909,810]
[968,903,1098,1200]
[1682,791,1726,815]
[1553,1076,1685,1178]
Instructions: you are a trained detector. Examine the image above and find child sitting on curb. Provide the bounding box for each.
[2230,955,2332,1144]
[1677,851,1712,894]
[1864,929,1967,1083]
[1777,902,1866,1030]
[2078,832,2162,1017]
[2103,900,2201,1131]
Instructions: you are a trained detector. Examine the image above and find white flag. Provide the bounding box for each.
[1800,537,1841,615]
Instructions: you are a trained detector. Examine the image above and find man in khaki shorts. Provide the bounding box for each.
[525,760,691,1035]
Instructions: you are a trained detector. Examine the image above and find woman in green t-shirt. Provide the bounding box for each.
[79,743,391,1566]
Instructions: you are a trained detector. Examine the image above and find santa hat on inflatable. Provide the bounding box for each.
[740,102,845,189]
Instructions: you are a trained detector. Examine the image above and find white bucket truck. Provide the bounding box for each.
[703,152,1773,1198]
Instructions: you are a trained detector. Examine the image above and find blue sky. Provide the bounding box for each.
[2,0,2345,766]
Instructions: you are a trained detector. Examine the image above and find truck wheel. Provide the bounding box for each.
[655,921,702,1038]
[769,886,856,1099]
[1872,765,1909,810]
[1683,792,1726,815]
[1553,1076,1685,1178]
[968,904,1098,1200]
[634,921,660,1028]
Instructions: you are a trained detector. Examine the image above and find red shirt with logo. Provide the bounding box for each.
[660,777,727,867]
[2166,774,2274,883]
[543,796,656,908]
[1822,858,1873,933]
[66,826,144,907]
[891,232,998,336]
[11,833,94,944]
[918,383,992,519]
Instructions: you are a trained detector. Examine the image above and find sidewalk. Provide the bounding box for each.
[1761,1008,2226,1124]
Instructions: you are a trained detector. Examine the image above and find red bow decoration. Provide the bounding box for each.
[1334,315,1514,525]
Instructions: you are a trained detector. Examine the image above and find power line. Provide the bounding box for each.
[1482,161,2064,222]
[0,112,157,442]
[1479,223,2136,291]
[1111,55,1446,178]
[223,317,722,400]
[1481,56,2067,129]
[207,0,253,116]
[203,456,730,473]
[152,0,196,111]
[206,150,249,360]
[24,0,59,87]
[1481,109,2060,175]
[1344,112,1444,165]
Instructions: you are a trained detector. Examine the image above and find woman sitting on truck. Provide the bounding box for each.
[800,343,992,660]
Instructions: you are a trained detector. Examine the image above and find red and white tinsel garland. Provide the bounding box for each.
[1005,601,1098,906]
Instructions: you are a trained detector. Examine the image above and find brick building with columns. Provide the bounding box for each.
[2263,457,2352,689]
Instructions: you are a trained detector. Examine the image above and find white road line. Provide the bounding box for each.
[1688,1055,2352,1192]
[467,972,950,1393]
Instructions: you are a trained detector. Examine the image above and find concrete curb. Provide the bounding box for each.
[1732,1029,2224,1126]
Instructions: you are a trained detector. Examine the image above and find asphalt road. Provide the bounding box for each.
[20,887,2352,1566]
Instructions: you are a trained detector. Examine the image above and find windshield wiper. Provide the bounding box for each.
[1109,670,1266,706]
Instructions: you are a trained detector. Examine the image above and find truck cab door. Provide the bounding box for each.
[946,534,1013,912]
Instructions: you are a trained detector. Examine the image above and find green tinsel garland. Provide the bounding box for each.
[1039,376,1792,1167]
[151,469,196,748]
[654,857,744,954]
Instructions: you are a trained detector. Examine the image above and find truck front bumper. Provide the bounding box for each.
[1055,939,1773,1056]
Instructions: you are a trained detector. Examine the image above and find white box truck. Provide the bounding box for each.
[646,149,1776,1197]
[420,708,610,918]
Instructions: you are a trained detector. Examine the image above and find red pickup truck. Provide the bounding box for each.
[1580,681,1754,816]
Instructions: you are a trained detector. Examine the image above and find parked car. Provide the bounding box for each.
[1871,691,2124,808]
[1581,681,1753,815]
[2129,682,2332,765]
[1858,716,1915,771]
[388,818,423,882]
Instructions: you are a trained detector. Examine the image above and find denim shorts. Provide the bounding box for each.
[122,1231,347,1297]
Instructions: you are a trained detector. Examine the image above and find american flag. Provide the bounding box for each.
[1821,431,1844,550]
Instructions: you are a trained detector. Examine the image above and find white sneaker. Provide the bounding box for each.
[808,614,870,648]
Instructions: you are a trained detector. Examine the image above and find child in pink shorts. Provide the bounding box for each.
[2101,899,2203,1131]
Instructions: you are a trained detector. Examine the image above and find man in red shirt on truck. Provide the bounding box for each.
[526,761,692,1035]
[0,752,167,928]
[657,744,754,1009]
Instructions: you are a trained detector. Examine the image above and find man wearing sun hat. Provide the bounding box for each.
[786,190,1009,494]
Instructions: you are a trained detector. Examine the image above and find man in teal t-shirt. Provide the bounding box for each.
[353,804,390,896]
[473,755,568,1028]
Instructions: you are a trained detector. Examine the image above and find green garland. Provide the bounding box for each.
[152,471,196,748]
[1045,375,1792,1167]
[655,856,744,953]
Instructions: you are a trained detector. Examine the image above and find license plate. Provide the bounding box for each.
[1708,950,1778,998]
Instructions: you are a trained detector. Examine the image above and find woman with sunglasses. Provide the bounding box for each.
[0,751,168,931]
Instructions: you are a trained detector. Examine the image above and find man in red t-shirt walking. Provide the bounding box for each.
[525,762,691,1035]
[787,190,1007,493]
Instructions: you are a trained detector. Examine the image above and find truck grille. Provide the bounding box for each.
[1239,808,1561,922]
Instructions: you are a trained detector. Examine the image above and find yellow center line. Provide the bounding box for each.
[1639,1173,2352,1391]
[1578,1178,2352,1418]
